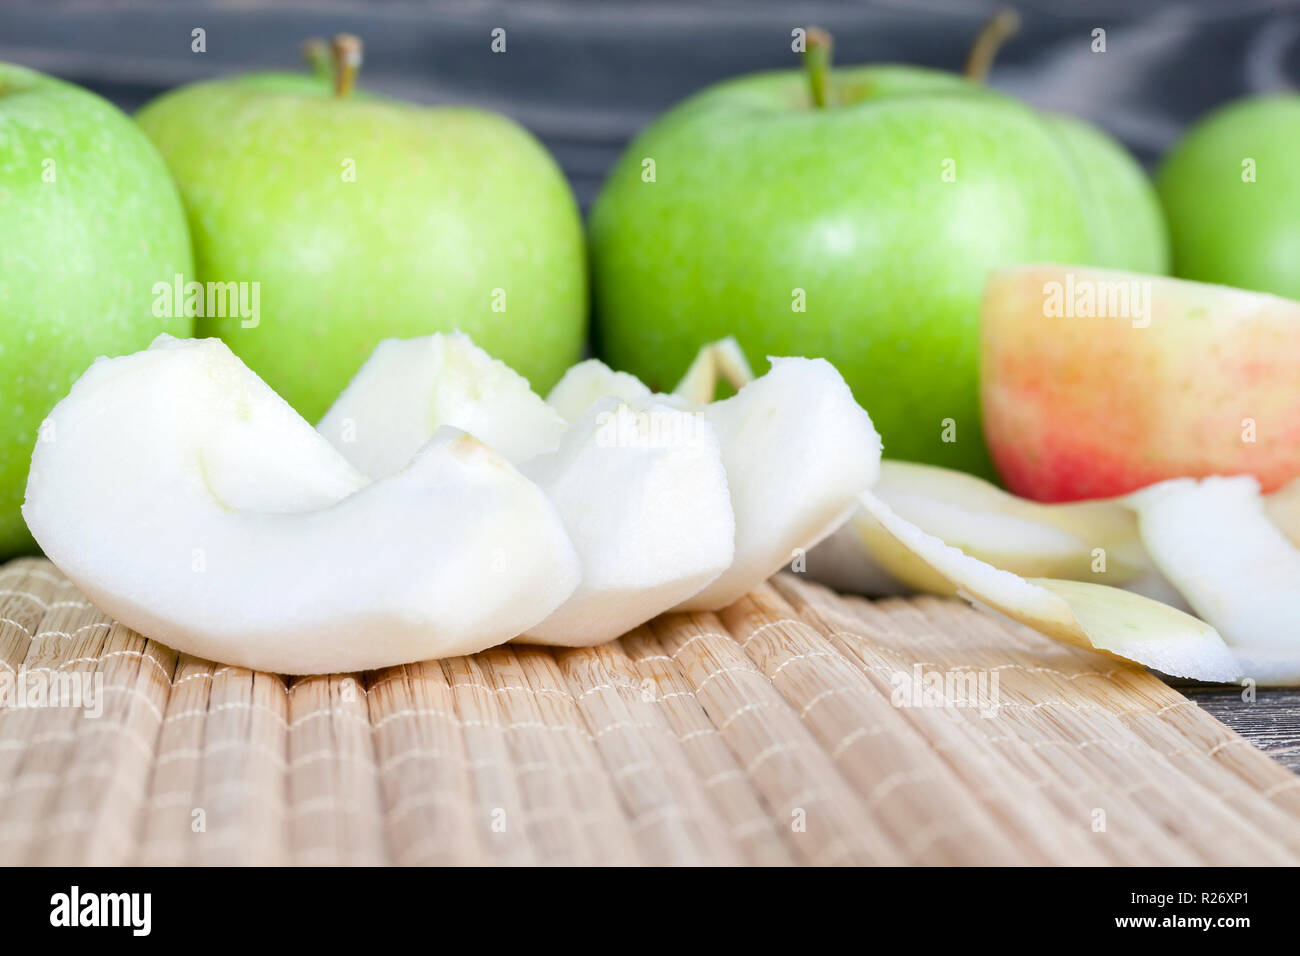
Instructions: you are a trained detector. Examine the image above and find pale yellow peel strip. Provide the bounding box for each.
[858,490,1241,683]
[859,460,1155,587]
[672,337,756,404]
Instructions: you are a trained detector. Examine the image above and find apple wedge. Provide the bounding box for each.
[855,491,1241,683]
[23,336,581,674]
[1127,476,1300,685]
[520,398,734,645]
[542,345,883,612]
[675,357,882,611]
[1265,477,1300,549]
[982,264,1300,501]
[545,358,656,421]
[321,334,738,641]
[317,330,568,478]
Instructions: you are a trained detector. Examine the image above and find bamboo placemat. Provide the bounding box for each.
[1,556,1297,866]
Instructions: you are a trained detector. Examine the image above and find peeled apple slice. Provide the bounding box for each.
[1265,477,1300,549]
[317,331,568,477]
[23,336,581,674]
[856,491,1241,683]
[545,358,656,422]
[1128,476,1300,685]
[541,346,883,612]
[520,398,734,646]
[676,357,882,611]
[321,334,739,640]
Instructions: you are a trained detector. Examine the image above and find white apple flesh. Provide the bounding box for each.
[520,398,734,645]
[317,331,568,477]
[545,347,884,613]
[545,357,658,421]
[1128,476,1300,685]
[23,336,581,674]
[318,334,739,641]
[1265,477,1300,549]
[675,357,882,611]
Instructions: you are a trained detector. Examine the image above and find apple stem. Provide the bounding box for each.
[964,8,1021,83]
[331,34,363,98]
[302,37,332,82]
[804,27,834,108]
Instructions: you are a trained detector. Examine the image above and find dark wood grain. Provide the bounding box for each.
[1179,685,1300,773]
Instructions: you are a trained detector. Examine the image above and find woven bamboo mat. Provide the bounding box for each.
[1,556,1298,866]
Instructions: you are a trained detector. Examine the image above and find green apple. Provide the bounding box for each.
[0,62,193,558]
[1157,94,1300,300]
[136,35,586,423]
[589,23,1167,478]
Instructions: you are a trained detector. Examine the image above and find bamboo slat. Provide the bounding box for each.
[0,557,1296,866]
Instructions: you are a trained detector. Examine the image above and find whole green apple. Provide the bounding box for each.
[589,27,1167,478]
[1157,94,1300,300]
[0,62,193,558]
[136,36,586,422]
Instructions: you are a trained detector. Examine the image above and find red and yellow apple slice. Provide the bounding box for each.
[982,264,1300,501]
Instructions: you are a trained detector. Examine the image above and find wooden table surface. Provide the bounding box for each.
[1181,686,1300,774]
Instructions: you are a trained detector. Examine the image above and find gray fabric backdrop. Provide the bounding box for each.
[2,0,1297,207]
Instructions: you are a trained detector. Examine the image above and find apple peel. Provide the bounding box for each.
[1127,476,1300,686]
[810,460,1186,607]
[23,336,581,674]
[671,336,755,404]
[855,490,1241,683]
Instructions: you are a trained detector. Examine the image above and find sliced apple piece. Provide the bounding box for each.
[1128,476,1300,685]
[1265,477,1300,549]
[520,398,734,646]
[802,516,907,597]
[808,460,1182,603]
[317,330,567,476]
[23,336,581,674]
[672,336,755,404]
[676,357,882,611]
[545,358,655,422]
[873,461,1150,580]
[856,491,1241,683]
[983,264,1300,501]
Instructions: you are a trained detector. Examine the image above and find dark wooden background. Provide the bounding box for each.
[3,0,1298,766]
[2,0,1298,207]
